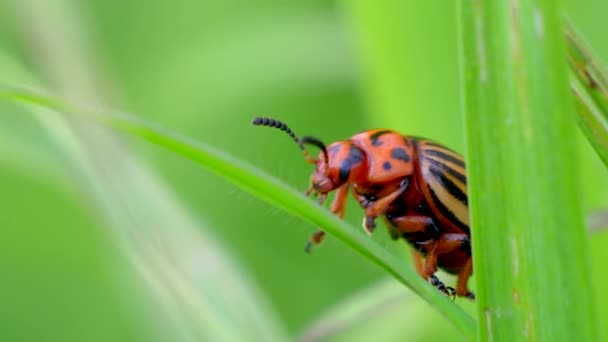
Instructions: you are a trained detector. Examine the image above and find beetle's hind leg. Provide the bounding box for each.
[429,275,456,299]
[456,257,475,300]
[415,250,454,299]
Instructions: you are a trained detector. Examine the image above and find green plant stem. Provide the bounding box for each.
[458,1,595,341]
[0,87,477,339]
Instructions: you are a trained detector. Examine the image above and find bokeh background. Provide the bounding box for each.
[1,0,607,341]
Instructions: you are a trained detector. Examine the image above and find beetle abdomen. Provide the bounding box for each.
[414,139,470,234]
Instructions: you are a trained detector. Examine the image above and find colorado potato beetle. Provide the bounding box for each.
[252,117,474,300]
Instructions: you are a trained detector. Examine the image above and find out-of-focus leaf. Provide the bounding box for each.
[459,1,594,340]
[297,278,466,342]
[3,0,289,340]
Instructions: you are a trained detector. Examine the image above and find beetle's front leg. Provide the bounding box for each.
[357,179,409,234]
[305,184,349,253]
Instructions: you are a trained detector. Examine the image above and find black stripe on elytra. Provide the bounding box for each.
[428,158,467,185]
[429,167,468,205]
[424,149,465,168]
[391,147,411,162]
[370,130,392,146]
[339,146,364,183]
[423,141,460,152]
[427,184,470,234]
[422,141,447,148]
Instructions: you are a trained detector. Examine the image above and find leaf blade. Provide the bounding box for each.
[0,87,477,339]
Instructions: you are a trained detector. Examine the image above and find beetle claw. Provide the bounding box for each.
[446,287,457,301]
[429,275,455,299]
[361,216,376,235]
[304,241,313,254]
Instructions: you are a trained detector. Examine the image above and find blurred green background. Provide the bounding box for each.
[1,0,607,341]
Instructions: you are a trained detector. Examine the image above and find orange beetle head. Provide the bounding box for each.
[298,136,337,196]
[305,140,365,198]
[252,117,364,201]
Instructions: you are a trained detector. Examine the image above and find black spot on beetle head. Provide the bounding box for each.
[338,160,351,183]
[338,146,364,183]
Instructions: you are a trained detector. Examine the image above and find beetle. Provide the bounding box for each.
[252,117,474,300]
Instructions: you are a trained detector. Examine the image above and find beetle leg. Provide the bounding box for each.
[415,242,456,299]
[305,231,326,253]
[423,241,439,278]
[423,233,470,278]
[305,184,349,253]
[429,275,455,299]
[361,179,409,234]
[330,184,349,218]
[389,215,439,278]
[456,257,475,300]
[433,233,474,299]
[435,233,469,253]
[390,215,437,235]
[411,249,425,277]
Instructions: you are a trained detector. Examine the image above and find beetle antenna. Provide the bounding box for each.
[299,136,329,168]
[252,117,317,164]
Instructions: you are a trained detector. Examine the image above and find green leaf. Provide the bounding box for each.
[566,23,608,168]
[0,87,476,339]
[458,1,595,341]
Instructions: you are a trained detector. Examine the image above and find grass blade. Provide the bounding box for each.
[566,23,608,115]
[458,1,595,340]
[571,71,608,168]
[0,87,476,339]
[566,23,608,168]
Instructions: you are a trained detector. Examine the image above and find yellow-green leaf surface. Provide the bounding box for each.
[566,23,608,168]
[458,1,595,341]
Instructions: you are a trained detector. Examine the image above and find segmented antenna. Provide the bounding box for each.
[252,117,316,164]
[252,117,302,148]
